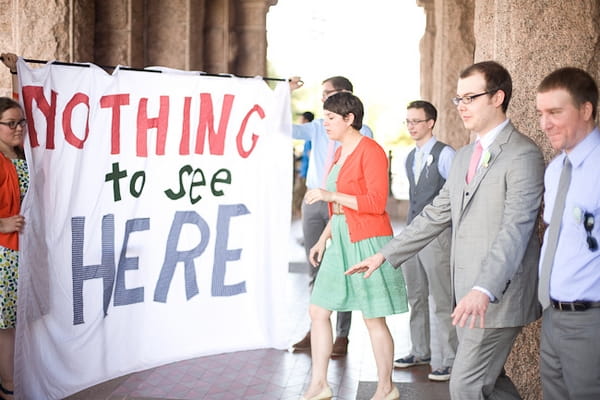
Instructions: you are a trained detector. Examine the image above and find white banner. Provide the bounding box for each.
[14,59,292,399]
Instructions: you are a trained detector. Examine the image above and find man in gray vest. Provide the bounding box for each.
[394,100,458,381]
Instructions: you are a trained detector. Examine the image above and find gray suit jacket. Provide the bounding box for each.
[382,122,544,328]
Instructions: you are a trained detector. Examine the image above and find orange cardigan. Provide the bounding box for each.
[328,137,393,243]
[0,154,21,250]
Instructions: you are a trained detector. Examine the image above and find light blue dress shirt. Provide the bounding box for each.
[293,119,373,189]
[413,136,455,180]
[541,127,600,302]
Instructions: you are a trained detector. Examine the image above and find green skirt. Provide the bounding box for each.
[311,214,408,319]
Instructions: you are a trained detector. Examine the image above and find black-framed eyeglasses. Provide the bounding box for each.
[0,119,26,129]
[404,118,431,126]
[583,212,598,251]
[451,90,496,106]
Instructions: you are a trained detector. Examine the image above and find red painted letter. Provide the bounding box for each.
[179,96,192,155]
[137,96,170,157]
[195,94,233,155]
[236,104,264,158]
[63,93,90,149]
[21,85,57,149]
[100,94,130,155]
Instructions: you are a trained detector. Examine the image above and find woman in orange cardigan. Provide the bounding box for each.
[300,92,407,400]
[0,52,28,400]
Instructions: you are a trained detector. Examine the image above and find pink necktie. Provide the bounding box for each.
[466,141,483,183]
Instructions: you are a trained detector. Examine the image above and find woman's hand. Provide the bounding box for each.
[1,52,18,73]
[0,215,25,233]
[288,76,304,91]
[304,188,333,205]
[308,240,326,268]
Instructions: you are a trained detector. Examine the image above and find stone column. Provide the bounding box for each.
[145,0,206,71]
[72,0,96,63]
[0,0,19,96]
[234,0,277,77]
[419,0,475,150]
[146,0,190,69]
[204,0,235,74]
[474,2,600,399]
[417,0,436,103]
[475,0,600,162]
[95,0,145,68]
[189,0,207,71]
[9,0,70,59]
[1,0,92,95]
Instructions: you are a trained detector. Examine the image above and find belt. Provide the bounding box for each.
[550,299,600,312]
[332,203,343,215]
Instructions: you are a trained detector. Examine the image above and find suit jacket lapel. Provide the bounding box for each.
[459,123,513,215]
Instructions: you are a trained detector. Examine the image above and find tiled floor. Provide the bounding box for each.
[66,217,450,400]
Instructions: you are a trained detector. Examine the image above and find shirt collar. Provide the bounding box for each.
[564,126,600,168]
[476,119,510,150]
[416,136,438,154]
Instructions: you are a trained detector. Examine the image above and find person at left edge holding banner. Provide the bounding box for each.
[0,52,30,400]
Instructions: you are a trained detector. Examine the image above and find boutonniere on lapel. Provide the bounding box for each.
[424,154,434,179]
[426,154,434,167]
[481,151,491,168]
[573,206,582,223]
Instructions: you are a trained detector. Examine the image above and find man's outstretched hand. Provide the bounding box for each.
[451,289,490,329]
[345,253,386,279]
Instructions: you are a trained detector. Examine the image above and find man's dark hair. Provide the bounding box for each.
[323,91,363,130]
[302,111,315,122]
[537,67,599,120]
[407,100,438,126]
[322,76,353,92]
[460,61,512,113]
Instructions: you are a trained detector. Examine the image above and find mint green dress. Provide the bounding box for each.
[310,165,408,318]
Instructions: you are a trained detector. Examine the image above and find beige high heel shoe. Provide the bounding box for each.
[383,385,400,400]
[300,385,333,400]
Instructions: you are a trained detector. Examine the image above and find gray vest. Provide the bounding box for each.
[405,140,449,223]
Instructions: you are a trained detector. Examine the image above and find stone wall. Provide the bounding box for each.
[0,0,74,96]
[0,0,275,97]
[475,0,600,163]
[418,0,475,151]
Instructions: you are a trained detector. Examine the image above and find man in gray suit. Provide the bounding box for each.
[347,61,545,399]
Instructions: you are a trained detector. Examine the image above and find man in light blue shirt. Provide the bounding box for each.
[393,101,457,382]
[536,67,600,400]
[289,76,373,356]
